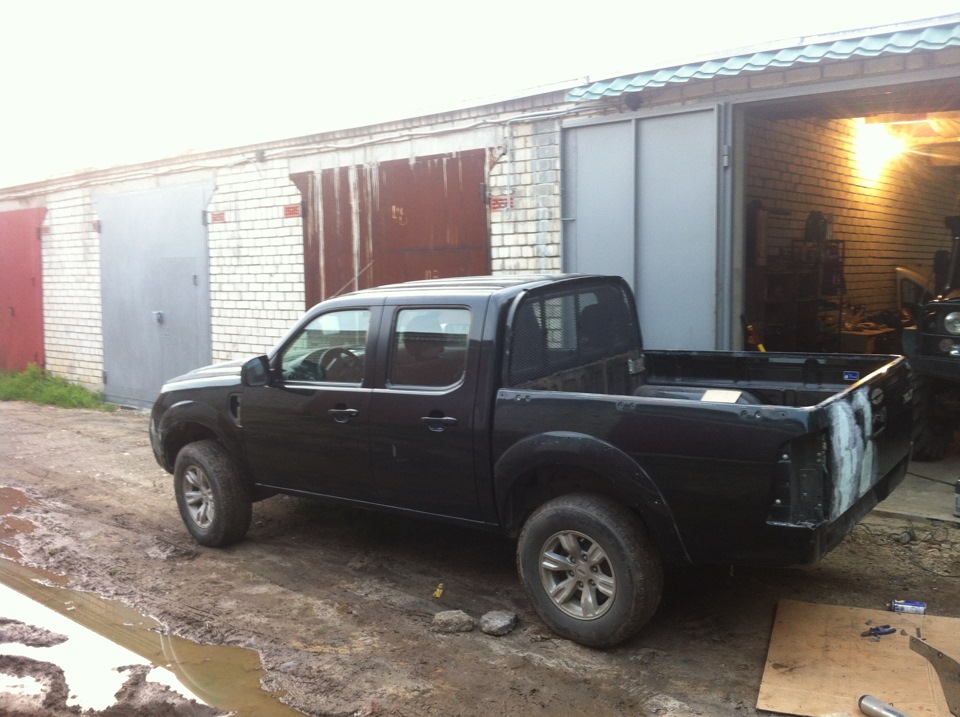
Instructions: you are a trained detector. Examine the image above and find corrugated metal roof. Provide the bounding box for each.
[567,21,960,101]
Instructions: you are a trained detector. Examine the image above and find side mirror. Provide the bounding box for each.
[241,356,271,387]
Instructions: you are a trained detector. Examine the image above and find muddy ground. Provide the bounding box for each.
[0,401,958,716]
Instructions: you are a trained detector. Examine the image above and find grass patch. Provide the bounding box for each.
[0,364,114,410]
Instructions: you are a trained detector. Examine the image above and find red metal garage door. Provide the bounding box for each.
[295,149,489,306]
[0,208,47,371]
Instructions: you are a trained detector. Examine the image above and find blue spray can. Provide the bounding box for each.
[891,600,926,615]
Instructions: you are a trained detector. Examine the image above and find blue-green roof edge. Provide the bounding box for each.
[566,20,960,102]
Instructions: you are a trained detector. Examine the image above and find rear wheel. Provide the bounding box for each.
[174,440,252,546]
[517,493,663,648]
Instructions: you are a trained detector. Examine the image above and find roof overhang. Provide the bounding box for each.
[566,19,960,102]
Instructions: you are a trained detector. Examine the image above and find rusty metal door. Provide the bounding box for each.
[290,171,320,308]
[94,183,213,407]
[0,208,47,371]
[307,150,489,304]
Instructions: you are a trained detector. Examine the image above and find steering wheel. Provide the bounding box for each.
[318,347,363,382]
[288,349,326,381]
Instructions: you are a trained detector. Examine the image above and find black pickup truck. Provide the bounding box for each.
[150,274,913,647]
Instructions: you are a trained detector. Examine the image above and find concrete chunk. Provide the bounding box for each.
[480,610,517,636]
[431,610,475,633]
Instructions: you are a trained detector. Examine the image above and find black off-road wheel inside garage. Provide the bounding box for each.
[912,377,954,461]
[517,493,663,648]
[174,439,252,547]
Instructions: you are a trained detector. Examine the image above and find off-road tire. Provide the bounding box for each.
[174,440,252,547]
[912,378,952,461]
[517,493,663,648]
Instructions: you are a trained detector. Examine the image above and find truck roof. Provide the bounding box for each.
[342,274,599,301]
[299,274,632,329]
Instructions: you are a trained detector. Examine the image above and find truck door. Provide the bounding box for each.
[367,303,482,520]
[241,307,377,501]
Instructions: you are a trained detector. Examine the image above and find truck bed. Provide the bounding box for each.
[501,347,913,567]
[641,350,905,407]
[516,348,903,408]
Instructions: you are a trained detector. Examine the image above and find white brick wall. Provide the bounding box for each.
[207,160,306,361]
[42,189,104,391]
[488,119,563,274]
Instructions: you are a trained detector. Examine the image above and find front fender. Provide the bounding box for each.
[153,397,245,474]
[493,431,690,564]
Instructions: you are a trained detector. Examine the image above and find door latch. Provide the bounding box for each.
[153,311,164,325]
[421,415,458,432]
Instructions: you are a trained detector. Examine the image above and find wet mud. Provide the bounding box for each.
[1,401,959,716]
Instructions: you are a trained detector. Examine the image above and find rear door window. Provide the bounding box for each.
[389,307,470,388]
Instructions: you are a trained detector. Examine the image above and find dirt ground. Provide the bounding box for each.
[0,401,958,717]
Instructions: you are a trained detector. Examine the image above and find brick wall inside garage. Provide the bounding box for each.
[744,114,959,316]
[207,160,306,362]
[42,189,104,391]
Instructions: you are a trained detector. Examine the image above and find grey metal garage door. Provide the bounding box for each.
[94,183,213,407]
[562,109,724,350]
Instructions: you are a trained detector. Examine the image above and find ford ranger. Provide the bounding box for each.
[150,274,913,647]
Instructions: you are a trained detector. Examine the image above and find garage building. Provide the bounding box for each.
[0,14,958,407]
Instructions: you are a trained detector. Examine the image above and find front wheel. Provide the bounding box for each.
[517,493,663,648]
[174,440,252,547]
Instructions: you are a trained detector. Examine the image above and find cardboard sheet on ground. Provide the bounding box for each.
[757,599,957,717]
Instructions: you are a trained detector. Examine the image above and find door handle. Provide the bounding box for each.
[229,394,242,426]
[421,415,458,432]
[328,407,359,424]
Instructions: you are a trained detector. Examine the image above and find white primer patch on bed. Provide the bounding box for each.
[826,386,876,520]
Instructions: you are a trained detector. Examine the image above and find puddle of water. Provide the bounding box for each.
[0,486,305,716]
[0,486,36,560]
[0,577,180,711]
[0,560,306,716]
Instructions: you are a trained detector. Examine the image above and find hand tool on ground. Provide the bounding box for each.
[858,695,912,717]
[861,625,897,637]
[909,635,960,716]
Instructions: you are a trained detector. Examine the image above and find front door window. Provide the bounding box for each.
[280,309,370,384]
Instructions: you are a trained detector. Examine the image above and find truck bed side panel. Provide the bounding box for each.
[493,392,811,565]
[817,363,914,522]
[493,354,913,567]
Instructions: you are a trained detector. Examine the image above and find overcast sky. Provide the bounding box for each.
[2,1,959,188]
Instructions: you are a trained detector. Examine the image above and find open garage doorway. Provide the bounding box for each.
[738,76,960,353]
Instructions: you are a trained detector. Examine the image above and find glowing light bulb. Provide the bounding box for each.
[856,120,906,181]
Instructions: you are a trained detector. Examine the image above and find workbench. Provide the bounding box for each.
[839,326,896,354]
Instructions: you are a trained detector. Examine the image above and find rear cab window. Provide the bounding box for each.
[507,281,640,390]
